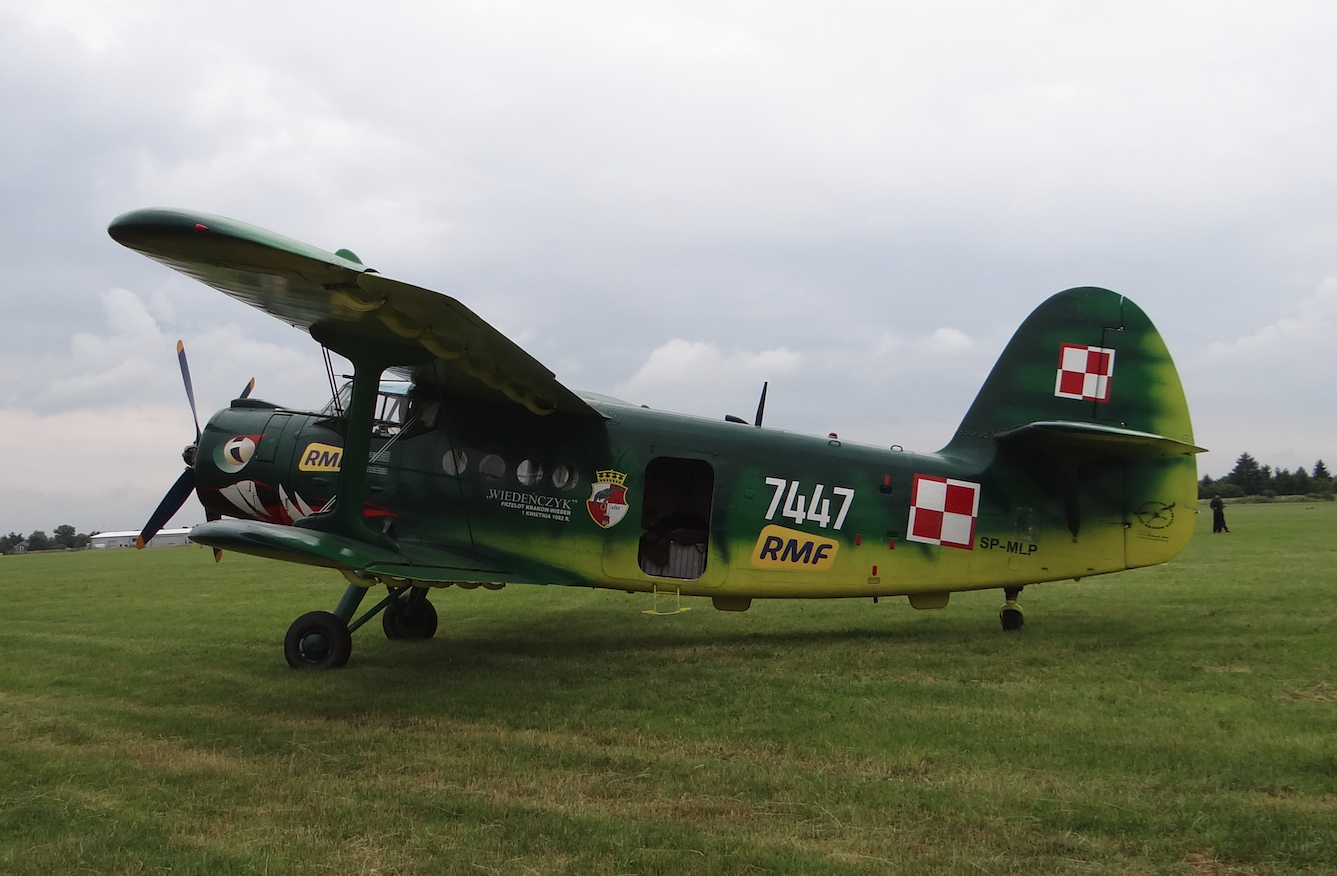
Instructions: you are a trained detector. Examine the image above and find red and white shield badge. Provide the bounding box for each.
[587,470,630,528]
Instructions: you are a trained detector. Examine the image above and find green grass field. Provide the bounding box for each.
[2,502,1334,875]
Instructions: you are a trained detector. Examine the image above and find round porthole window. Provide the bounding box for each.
[441,449,468,476]
[551,465,579,491]
[516,459,544,486]
[478,454,506,479]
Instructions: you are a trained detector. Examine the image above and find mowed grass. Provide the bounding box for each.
[1,504,1334,875]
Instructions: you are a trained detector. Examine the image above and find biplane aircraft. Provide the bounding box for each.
[109,208,1203,669]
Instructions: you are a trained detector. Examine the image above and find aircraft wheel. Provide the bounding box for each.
[284,611,352,669]
[382,593,438,641]
[1000,607,1025,632]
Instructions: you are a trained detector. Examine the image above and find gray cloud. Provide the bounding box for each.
[2,0,1335,531]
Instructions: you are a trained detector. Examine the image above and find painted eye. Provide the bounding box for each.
[227,439,253,464]
[216,436,257,473]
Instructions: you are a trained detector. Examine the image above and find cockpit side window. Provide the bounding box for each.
[321,380,423,436]
[374,392,404,427]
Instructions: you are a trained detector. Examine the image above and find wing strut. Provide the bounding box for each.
[294,328,432,550]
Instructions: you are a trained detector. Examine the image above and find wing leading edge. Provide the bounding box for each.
[108,208,599,417]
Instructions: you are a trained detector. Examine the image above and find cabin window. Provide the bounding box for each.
[638,457,713,580]
[479,454,506,479]
[552,465,580,491]
[516,459,544,486]
[442,450,468,476]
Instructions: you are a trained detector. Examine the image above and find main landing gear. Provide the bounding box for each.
[284,611,353,670]
[283,577,437,669]
[382,589,439,640]
[999,586,1025,631]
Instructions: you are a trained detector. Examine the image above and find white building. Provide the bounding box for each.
[88,528,193,549]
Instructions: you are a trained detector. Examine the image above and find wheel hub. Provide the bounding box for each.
[300,631,331,660]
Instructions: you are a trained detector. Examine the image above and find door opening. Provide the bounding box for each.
[638,457,713,579]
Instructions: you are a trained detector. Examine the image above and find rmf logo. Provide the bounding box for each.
[298,443,343,472]
[750,524,839,570]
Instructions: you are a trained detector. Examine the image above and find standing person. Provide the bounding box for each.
[1209,494,1229,533]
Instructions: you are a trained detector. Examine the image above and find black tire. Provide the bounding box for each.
[382,593,438,641]
[1000,608,1025,632]
[284,610,353,669]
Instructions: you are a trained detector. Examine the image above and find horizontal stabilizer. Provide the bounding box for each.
[994,421,1206,459]
[189,519,506,581]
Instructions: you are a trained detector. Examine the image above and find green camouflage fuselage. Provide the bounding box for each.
[197,286,1198,603]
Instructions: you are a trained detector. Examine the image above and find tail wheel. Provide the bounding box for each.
[382,593,438,641]
[1000,607,1025,631]
[284,611,352,669]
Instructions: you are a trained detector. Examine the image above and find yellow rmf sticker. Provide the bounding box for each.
[751,524,839,570]
[298,443,343,472]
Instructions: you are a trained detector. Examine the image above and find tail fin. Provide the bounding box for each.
[948,287,1202,567]
[952,287,1197,447]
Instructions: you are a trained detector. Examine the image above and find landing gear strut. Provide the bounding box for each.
[999,586,1025,631]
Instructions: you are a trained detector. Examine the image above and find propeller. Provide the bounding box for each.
[177,339,201,442]
[137,341,254,558]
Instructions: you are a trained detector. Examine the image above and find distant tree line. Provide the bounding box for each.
[0,525,97,554]
[1199,453,1333,500]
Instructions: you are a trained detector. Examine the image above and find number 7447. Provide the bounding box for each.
[763,478,855,530]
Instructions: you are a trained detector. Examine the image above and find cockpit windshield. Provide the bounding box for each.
[318,379,438,435]
[321,379,418,436]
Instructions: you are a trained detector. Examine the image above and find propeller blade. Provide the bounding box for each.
[176,340,201,442]
[239,377,256,400]
[754,381,768,427]
[137,467,196,549]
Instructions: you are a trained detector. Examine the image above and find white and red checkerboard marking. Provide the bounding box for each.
[906,474,980,550]
[1054,343,1116,402]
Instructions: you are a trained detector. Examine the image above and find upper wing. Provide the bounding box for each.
[108,208,599,417]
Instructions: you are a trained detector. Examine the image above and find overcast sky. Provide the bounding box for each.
[2,0,1335,535]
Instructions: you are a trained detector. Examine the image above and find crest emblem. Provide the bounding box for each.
[587,470,630,528]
